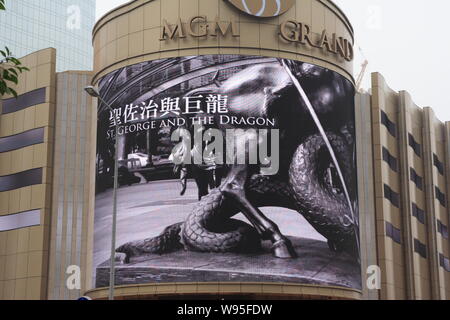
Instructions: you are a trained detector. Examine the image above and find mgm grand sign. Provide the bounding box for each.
[160,16,353,62]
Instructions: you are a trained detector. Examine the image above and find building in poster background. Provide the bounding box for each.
[93,55,361,291]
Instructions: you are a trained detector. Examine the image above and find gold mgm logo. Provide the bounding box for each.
[227,0,295,17]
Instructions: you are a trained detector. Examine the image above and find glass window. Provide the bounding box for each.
[414,239,427,259]
[0,0,94,71]
[382,147,398,172]
[408,133,422,158]
[412,203,426,225]
[435,186,446,208]
[2,88,46,114]
[386,222,402,244]
[410,168,424,191]
[439,254,450,272]
[0,127,44,153]
[384,184,400,208]
[433,154,444,176]
[0,209,41,232]
[437,220,449,239]
[0,168,42,192]
[380,110,397,138]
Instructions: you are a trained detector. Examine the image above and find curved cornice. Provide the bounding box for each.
[91,0,355,85]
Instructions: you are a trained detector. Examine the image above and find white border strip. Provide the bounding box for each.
[0,209,41,232]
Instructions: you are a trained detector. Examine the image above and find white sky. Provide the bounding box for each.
[96,0,450,121]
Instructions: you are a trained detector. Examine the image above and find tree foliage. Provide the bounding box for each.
[0,0,29,98]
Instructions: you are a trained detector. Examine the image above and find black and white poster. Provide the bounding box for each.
[93,55,361,290]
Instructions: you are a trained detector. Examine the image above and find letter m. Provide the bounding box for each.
[160,19,186,40]
[211,18,239,37]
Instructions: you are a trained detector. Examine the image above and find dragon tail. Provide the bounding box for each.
[116,222,184,262]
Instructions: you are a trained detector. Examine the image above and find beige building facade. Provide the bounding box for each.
[0,48,96,300]
[358,73,450,300]
[0,48,57,299]
[0,0,449,300]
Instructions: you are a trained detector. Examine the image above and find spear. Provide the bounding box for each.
[280,59,360,259]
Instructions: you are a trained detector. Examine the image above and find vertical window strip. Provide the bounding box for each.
[435,186,447,207]
[386,222,402,244]
[433,154,444,176]
[437,220,449,239]
[414,239,427,258]
[384,184,400,208]
[380,110,397,137]
[408,133,422,157]
[410,168,424,191]
[382,147,398,172]
[412,203,426,225]
[439,254,450,272]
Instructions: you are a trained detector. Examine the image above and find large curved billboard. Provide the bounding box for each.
[93,55,361,291]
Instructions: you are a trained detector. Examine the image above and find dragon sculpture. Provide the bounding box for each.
[116,59,359,261]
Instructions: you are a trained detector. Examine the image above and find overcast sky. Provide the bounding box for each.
[96,0,450,121]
